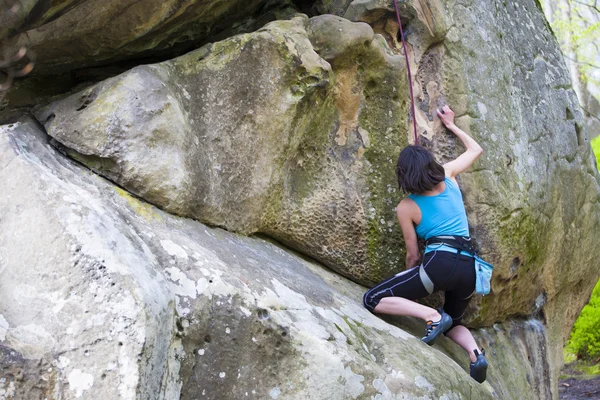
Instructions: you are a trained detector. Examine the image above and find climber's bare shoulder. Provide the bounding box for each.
[396,198,421,227]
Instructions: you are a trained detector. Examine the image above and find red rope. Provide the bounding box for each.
[392,0,418,145]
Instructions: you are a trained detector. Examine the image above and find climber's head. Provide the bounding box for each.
[395,145,445,194]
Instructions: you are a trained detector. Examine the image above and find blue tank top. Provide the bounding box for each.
[407,177,469,240]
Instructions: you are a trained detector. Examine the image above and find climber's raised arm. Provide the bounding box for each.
[436,105,483,179]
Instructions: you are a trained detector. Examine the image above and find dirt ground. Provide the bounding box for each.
[559,363,600,400]
[559,376,600,399]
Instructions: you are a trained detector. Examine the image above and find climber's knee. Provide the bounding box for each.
[363,289,382,313]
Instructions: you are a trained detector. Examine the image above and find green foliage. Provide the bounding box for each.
[566,280,600,360]
[592,135,600,170]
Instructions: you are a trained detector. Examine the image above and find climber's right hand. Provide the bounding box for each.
[437,105,455,127]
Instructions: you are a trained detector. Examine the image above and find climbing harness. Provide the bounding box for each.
[425,235,475,254]
[425,235,495,296]
[392,0,418,145]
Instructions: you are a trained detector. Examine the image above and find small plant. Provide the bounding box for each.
[592,136,600,171]
[566,280,600,360]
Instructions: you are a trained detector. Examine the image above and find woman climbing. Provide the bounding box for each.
[363,105,488,383]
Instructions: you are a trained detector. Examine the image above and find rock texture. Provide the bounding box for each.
[36,15,409,287]
[35,1,600,342]
[429,2,600,383]
[0,118,556,399]
[1,0,295,74]
[1,1,599,399]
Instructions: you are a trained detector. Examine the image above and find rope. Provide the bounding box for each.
[392,0,418,145]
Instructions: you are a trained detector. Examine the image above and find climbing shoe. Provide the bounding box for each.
[421,311,452,345]
[470,349,488,383]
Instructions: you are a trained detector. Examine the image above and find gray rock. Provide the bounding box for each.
[0,117,177,399]
[1,0,294,75]
[36,15,408,287]
[33,2,600,349]
[306,14,374,62]
[0,117,556,399]
[3,2,600,397]
[316,0,450,53]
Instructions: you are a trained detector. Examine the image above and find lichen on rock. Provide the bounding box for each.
[33,2,600,351]
[1,1,600,399]
[0,118,559,399]
[35,14,410,286]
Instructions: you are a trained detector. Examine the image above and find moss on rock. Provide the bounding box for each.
[33,2,600,347]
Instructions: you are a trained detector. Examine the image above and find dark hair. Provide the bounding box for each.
[395,145,445,194]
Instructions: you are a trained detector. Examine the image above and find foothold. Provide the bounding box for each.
[510,257,521,274]
[566,107,574,120]
[257,309,270,320]
[269,387,281,399]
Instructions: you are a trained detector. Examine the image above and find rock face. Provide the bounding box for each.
[0,118,556,399]
[427,2,600,382]
[36,0,600,338]
[1,0,599,399]
[1,0,294,74]
[36,15,409,287]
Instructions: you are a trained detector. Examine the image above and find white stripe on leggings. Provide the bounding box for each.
[369,252,438,299]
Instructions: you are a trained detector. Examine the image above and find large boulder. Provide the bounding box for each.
[2,1,600,397]
[0,117,558,399]
[1,0,296,75]
[36,15,409,287]
[333,0,600,380]
[35,1,600,343]
[436,1,600,379]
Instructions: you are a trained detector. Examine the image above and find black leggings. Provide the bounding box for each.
[363,250,476,328]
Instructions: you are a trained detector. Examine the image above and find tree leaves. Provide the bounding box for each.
[547,0,600,87]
